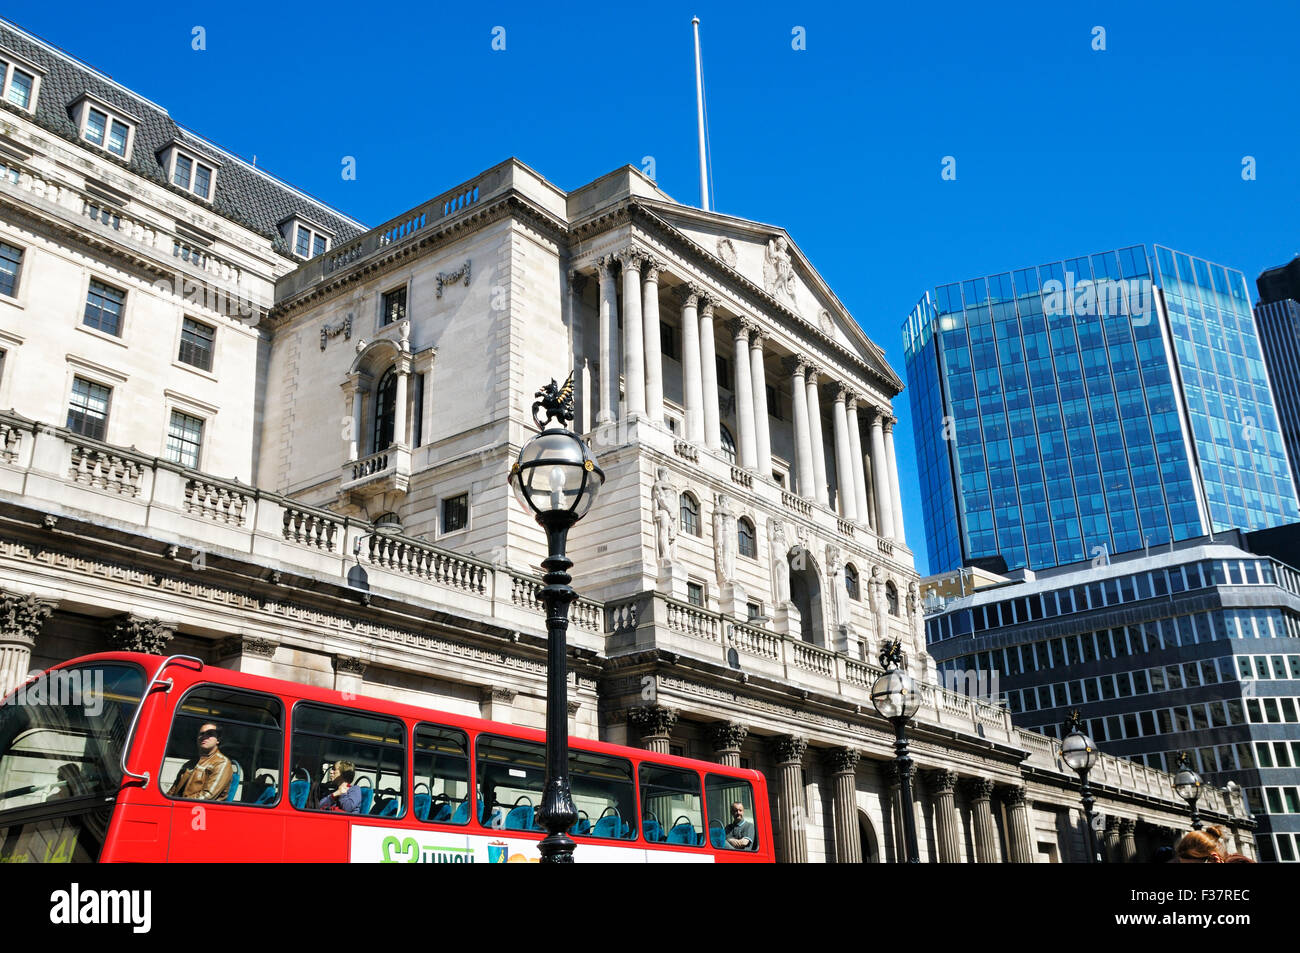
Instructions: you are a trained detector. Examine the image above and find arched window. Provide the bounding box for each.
[680,493,701,536]
[845,564,860,601]
[720,424,736,464]
[738,517,756,559]
[886,581,899,616]
[372,367,397,452]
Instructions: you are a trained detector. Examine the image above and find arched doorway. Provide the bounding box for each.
[788,546,824,646]
[858,810,881,863]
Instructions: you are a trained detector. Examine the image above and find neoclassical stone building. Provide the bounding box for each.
[0,16,1252,861]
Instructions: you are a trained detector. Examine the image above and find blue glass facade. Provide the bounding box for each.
[903,245,1300,574]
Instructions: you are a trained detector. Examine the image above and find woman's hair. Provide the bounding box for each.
[1174,826,1224,861]
[334,760,356,784]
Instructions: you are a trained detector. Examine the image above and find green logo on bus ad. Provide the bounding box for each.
[379,835,475,863]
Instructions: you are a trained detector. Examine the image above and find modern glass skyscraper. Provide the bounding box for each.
[1254,256,1300,497]
[904,244,1300,575]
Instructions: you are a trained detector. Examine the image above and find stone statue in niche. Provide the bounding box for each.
[826,543,849,629]
[763,236,798,309]
[870,565,889,642]
[769,518,791,606]
[652,467,677,566]
[713,493,736,585]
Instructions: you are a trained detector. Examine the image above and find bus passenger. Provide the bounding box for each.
[318,760,362,813]
[167,722,234,801]
[725,802,755,850]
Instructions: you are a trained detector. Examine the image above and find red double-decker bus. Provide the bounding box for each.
[0,653,773,863]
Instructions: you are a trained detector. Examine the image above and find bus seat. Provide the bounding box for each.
[592,815,622,839]
[708,821,725,848]
[253,773,278,805]
[643,819,664,843]
[225,761,243,803]
[378,797,401,817]
[452,797,481,825]
[413,793,432,821]
[289,779,310,809]
[505,804,533,831]
[572,816,591,836]
[431,801,452,822]
[667,823,698,845]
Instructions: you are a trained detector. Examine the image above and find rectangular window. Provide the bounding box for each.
[84,279,125,335]
[290,703,406,817]
[84,107,106,146]
[705,775,759,852]
[162,686,282,805]
[0,242,21,297]
[193,163,212,199]
[107,120,129,157]
[5,67,34,109]
[660,324,678,360]
[295,226,311,258]
[412,724,471,825]
[67,377,111,440]
[178,318,215,371]
[381,286,408,326]
[165,410,204,468]
[441,494,468,533]
[313,234,327,257]
[687,582,704,607]
[173,153,193,189]
[639,763,704,846]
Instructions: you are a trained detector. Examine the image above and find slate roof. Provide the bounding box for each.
[0,18,365,254]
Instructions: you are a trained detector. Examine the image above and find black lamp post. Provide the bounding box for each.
[870,639,921,863]
[508,374,603,863]
[1060,709,1102,863]
[1173,752,1203,831]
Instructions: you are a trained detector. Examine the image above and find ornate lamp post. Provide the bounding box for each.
[870,639,921,863]
[1172,752,1203,831]
[1060,710,1102,863]
[508,374,604,863]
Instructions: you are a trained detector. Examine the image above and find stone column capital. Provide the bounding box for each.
[217,635,278,660]
[699,297,716,320]
[834,385,850,404]
[804,366,822,386]
[962,777,996,802]
[481,686,517,704]
[567,270,589,295]
[1118,817,1136,835]
[1000,784,1028,807]
[106,615,175,655]
[866,404,886,425]
[707,721,749,752]
[882,761,900,789]
[594,254,617,278]
[0,590,54,645]
[615,247,644,272]
[924,768,959,795]
[1104,815,1119,833]
[846,393,860,411]
[332,654,368,676]
[642,258,666,283]
[822,746,860,776]
[675,282,704,307]
[726,317,751,341]
[882,414,898,433]
[782,355,808,378]
[566,700,581,716]
[628,705,679,738]
[768,734,808,765]
[748,327,767,350]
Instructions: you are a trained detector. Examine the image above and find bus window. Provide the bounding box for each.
[161,686,283,806]
[291,704,405,818]
[476,735,542,831]
[413,724,470,825]
[639,764,704,846]
[705,774,759,851]
[571,749,636,841]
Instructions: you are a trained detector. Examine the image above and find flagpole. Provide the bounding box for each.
[692,16,710,211]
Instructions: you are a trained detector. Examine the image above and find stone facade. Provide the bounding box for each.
[0,16,1253,861]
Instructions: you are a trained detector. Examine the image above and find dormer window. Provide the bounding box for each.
[0,50,42,113]
[69,94,139,160]
[281,215,334,260]
[158,142,220,201]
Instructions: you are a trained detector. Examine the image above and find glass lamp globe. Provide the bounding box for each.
[1173,765,1203,804]
[509,429,604,523]
[870,668,920,721]
[1060,728,1099,773]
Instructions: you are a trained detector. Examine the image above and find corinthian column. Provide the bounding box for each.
[699,298,722,451]
[566,271,589,432]
[750,331,773,478]
[963,777,1000,863]
[769,735,809,863]
[642,259,665,424]
[883,415,906,544]
[1001,785,1036,864]
[707,722,748,768]
[596,256,618,423]
[678,285,704,443]
[823,747,862,864]
[924,769,962,863]
[805,369,829,507]
[628,705,678,755]
[846,396,870,526]
[0,591,53,697]
[618,250,645,419]
[1119,817,1138,864]
[869,408,895,539]
[731,320,757,470]
[832,387,857,522]
[787,359,815,499]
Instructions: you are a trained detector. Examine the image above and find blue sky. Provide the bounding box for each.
[9,1,1299,573]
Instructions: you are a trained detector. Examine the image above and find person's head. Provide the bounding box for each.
[1151,845,1175,863]
[1174,826,1225,863]
[1222,853,1256,863]
[731,802,746,821]
[197,723,221,754]
[330,760,355,784]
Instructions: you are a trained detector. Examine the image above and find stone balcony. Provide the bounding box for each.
[339,444,411,505]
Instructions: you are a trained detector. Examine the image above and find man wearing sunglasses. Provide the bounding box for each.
[167,722,234,801]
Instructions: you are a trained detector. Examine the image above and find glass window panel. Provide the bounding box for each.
[162,686,282,806]
[639,764,704,846]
